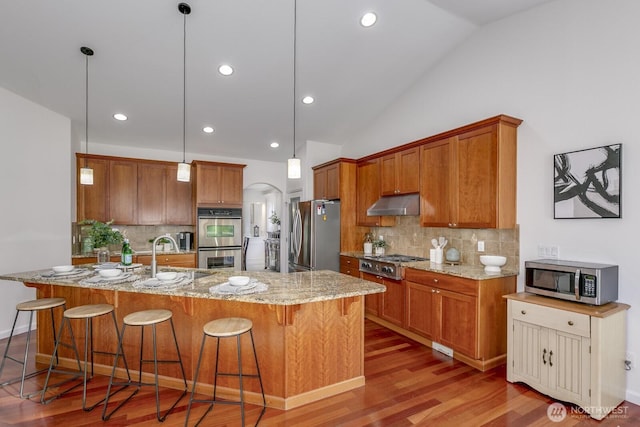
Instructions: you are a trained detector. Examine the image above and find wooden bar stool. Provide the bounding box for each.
[40,303,130,411]
[0,297,66,398]
[102,309,187,422]
[185,317,266,427]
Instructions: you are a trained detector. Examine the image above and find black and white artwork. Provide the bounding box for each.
[554,143,621,219]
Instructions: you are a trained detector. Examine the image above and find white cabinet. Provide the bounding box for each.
[506,294,629,420]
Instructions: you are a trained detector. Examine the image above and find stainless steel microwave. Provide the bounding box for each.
[524,259,618,305]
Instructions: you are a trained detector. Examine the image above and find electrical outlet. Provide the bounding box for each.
[477,241,485,252]
[537,245,560,259]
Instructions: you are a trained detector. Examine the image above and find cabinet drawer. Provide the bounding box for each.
[340,256,361,278]
[511,300,590,337]
[405,268,478,297]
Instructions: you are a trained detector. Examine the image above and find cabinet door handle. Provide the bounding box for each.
[549,350,553,367]
[568,320,574,326]
[542,348,547,365]
[521,310,526,315]
[436,289,440,294]
[433,279,439,283]
[431,289,436,293]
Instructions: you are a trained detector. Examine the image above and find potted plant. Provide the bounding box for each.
[268,211,281,238]
[81,219,123,263]
[373,238,388,256]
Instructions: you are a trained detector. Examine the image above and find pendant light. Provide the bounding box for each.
[80,46,94,185]
[287,0,301,179]
[177,2,191,182]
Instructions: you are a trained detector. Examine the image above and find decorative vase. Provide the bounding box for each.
[96,247,110,264]
[364,242,373,254]
[375,247,385,256]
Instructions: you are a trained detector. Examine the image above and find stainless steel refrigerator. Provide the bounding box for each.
[289,199,341,272]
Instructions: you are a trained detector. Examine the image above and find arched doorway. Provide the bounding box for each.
[243,183,283,271]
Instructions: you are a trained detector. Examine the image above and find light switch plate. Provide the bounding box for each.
[477,241,485,252]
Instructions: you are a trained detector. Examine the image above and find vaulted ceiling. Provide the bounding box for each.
[0,0,555,163]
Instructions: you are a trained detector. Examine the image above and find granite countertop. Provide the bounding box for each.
[0,266,385,306]
[341,251,518,281]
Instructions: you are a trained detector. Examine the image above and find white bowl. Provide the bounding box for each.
[52,265,74,273]
[156,271,178,281]
[98,268,121,278]
[228,276,251,286]
[479,255,507,273]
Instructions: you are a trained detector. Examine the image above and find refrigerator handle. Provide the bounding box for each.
[294,208,302,258]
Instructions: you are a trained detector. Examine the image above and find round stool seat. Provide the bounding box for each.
[16,297,66,312]
[203,317,252,337]
[124,309,172,326]
[64,304,114,319]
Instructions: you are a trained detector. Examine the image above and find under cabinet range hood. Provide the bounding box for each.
[367,194,420,216]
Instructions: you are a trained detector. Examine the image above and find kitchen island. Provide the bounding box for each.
[0,266,385,409]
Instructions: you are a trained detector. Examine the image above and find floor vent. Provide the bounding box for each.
[432,342,454,358]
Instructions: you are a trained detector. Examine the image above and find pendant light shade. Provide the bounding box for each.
[80,46,94,185]
[287,0,301,179]
[288,158,301,179]
[177,2,191,182]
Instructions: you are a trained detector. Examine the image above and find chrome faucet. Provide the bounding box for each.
[151,234,180,278]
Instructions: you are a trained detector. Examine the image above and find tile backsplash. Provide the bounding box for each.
[370,216,519,271]
[73,223,195,255]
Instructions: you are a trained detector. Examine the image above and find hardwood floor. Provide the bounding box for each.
[1,320,638,426]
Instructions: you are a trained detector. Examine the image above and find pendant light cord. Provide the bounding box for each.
[182,8,187,163]
[292,0,297,159]
[85,53,89,167]
[80,46,94,168]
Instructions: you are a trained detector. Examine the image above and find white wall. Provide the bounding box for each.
[345,0,640,403]
[0,87,71,338]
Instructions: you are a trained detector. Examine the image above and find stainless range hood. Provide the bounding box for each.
[366,194,420,216]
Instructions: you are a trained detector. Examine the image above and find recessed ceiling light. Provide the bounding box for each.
[360,12,377,27]
[302,96,314,105]
[203,126,214,134]
[270,142,280,148]
[113,113,127,121]
[218,64,234,76]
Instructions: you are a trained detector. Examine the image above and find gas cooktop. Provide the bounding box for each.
[359,254,427,280]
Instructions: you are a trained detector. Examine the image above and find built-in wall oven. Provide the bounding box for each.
[197,207,242,270]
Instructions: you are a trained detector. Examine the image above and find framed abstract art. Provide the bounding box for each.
[553,143,621,219]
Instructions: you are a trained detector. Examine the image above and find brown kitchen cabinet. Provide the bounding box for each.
[339,255,360,278]
[138,163,192,225]
[313,161,340,200]
[420,116,521,229]
[165,164,193,225]
[403,268,515,371]
[137,253,196,268]
[356,158,395,227]
[312,159,365,252]
[193,161,245,207]
[77,154,194,226]
[406,278,477,356]
[361,272,403,326]
[380,147,420,196]
[77,155,109,222]
[361,272,381,317]
[137,162,166,225]
[108,159,138,224]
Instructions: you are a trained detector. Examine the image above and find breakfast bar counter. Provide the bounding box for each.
[0,266,385,409]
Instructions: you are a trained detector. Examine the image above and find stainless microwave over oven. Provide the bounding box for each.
[524,259,618,305]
